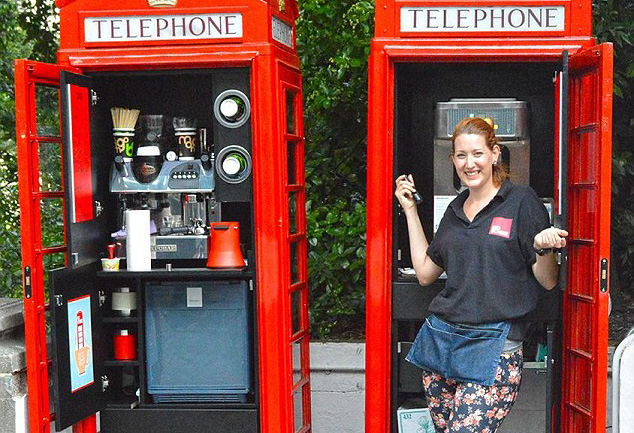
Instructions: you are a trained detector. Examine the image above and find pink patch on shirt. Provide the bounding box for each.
[489,217,513,239]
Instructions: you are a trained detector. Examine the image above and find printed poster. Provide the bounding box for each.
[67,295,94,393]
[433,195,456,233]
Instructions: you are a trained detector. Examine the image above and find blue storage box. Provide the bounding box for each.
[144,280,251,403]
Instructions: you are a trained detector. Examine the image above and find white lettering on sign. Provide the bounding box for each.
[84,13,243,43]
[401,6,565,32]
[272,16,293,48]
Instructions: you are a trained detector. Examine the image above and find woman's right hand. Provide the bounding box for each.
[395,174,418,212]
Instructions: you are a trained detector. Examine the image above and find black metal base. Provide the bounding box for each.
[100,407,259,433]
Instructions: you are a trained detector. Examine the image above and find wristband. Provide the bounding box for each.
[533,247,553,256]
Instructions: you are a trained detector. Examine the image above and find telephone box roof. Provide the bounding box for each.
[55,0,299,57]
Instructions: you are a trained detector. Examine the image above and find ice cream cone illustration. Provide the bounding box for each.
[74,311,90,375]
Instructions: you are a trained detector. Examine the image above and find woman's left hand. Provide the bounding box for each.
[533,227,569,251]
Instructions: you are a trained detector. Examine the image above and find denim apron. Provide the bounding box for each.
[406,314,511,386]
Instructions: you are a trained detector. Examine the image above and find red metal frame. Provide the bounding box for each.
[17,1,308,433]
[366,1,612,433]
[15,60,68,433]
[561,43,612,432]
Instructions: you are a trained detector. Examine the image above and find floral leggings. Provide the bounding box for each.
[421,349,523,433]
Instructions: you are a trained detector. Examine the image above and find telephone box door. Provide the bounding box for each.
[60,70,107,268]
[49,265,105,431]
[561,43,613,433]
[15,59,72,432]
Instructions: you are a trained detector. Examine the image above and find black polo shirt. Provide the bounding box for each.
[426,181,550,325]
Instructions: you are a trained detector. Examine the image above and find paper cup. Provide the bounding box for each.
[113,128,135,160]
[101,257,120,271]
[175,129,197,160]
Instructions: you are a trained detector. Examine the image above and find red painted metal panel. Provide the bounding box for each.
[55,0,297,52]
[365,45,395,433]
[251,51,308,433]
[66,84,94,223]
[561,43,612,433]
[15,59,67,433]
[278,62,312,433]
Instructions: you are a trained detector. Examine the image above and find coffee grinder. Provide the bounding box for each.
[110,121,220,260]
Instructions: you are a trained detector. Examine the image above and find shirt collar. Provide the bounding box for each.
[448,180,513,221]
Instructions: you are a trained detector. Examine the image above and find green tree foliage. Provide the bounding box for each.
[0,0,59,298]
[593,1,634,298]
[297,0,374,339]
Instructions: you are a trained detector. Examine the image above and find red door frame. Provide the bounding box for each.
[15,60,70,433]
[560,43,613,432]
[365,40,612,433]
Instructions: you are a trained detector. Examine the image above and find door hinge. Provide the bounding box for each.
[72,253,79,266]
[99,291,106,307]
[54,294,63,307]
[90,90,99,106]
[102,375,109,392]
[94,200,103,217]
[600,258,608,292]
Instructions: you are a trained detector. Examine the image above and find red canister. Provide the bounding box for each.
[206,222,245,268]
[113,330,136,360]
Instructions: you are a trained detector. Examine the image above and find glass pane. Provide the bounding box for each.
[286,90,295,134]
[287,141,296,185]
[35,86,60,137]
[38,142,63,191]
[291,289,301,334]
[289,192,297,234]
[290,241,299,284]
[293,386,304,432]
[292,339,302,385]
[40,198,65,248]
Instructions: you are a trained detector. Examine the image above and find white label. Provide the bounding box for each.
[434,195,456,233]
[186,287,203,308]
[272,16,293,48]
[401,6,565,33]
[84,13,243,43]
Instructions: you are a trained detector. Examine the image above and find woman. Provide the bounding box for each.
[394,117,567,432]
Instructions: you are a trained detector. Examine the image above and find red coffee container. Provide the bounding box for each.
[206,222,245,268]
[113,330,136,360]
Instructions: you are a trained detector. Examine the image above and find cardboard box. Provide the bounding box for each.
[397,406,435,433]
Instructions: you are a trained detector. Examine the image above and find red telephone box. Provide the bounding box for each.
[15,1,311,433]
[366,1,612,432]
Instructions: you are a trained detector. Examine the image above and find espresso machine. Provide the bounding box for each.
[433,98,530,231]
[110,117,220,260]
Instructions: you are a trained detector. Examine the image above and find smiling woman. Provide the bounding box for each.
[394,116,568,432]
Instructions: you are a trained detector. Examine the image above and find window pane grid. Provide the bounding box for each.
[38,141,64,192]
[289,284,308,335]
[291,376,310,392]
[286,89,297,135]
[290,240,307,283]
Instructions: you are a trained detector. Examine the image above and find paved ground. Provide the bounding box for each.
[500,369,612,433]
